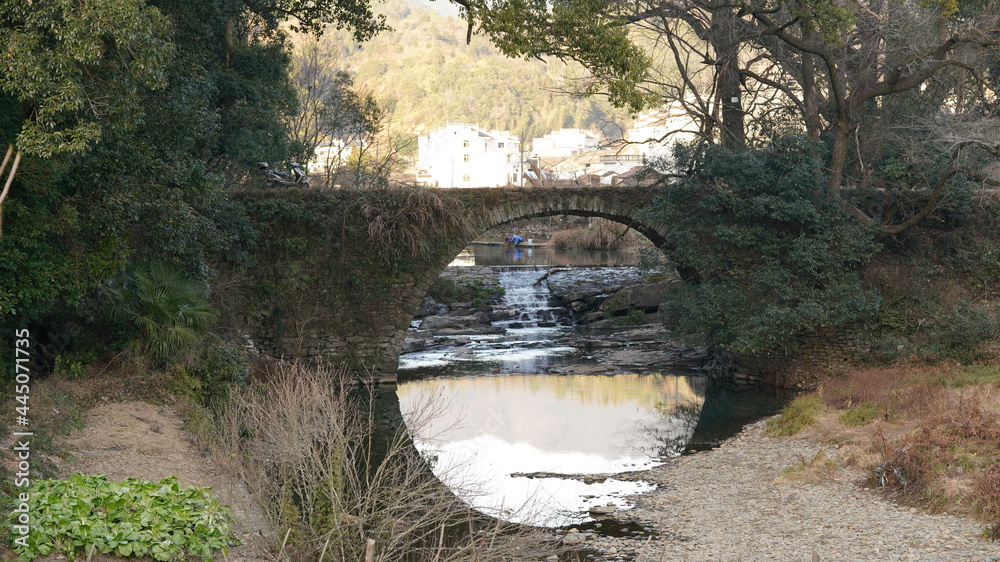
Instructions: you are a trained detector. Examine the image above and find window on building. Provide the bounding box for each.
[462,174,471,182]
[506,154,511,162]
[463,154,470,163]
[463,140,469,148]
[498,142,504,148]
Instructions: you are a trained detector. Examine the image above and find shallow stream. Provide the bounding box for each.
[396,246,792,528]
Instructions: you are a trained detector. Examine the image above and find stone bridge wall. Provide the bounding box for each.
[226,187,877,388]
[225,187,664,384]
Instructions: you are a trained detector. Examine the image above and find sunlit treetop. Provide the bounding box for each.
[0,0,174,157]
[453,0,657,112]
[243,0,389,39]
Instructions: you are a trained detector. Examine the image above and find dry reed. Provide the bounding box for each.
[210,362,566,560]
[549,218,649,251]
[816,364,1000,538]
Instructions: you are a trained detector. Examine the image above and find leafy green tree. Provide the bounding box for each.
[452,0,655,112]
[0,0,173,235]
[0,0,389,364]
[649,137,881,353]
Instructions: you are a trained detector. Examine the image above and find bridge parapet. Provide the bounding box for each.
[224,187,666,382]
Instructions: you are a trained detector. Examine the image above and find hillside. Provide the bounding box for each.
[301,0,634,143]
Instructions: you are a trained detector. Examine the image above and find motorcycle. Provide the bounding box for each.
[258,161,309,187]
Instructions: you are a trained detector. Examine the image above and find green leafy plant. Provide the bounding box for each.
[766,394,824,436]
[106,261,217,361]
[52,353,93,379]
[8,473,237,561]
[612,308,648,326]
[188,341,251,407]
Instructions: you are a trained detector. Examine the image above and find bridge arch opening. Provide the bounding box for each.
[395,205,677,360]
[393,212,698,527]
[395,211,677,379]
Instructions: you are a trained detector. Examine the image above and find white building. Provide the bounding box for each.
[312,140,355,177]
[626,102,698,161]
[417,123,522,187]
[531,128,602,158]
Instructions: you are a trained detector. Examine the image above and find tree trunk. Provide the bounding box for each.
[711,8,745,148]
[800,26,822,139]
[829,122,851,191]
[0,145,22,238]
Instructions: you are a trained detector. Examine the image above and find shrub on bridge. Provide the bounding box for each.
[647,136,881,354]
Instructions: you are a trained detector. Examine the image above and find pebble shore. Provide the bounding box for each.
[574,419,999,561]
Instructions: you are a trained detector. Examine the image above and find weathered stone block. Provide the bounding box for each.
[602,280,679,315]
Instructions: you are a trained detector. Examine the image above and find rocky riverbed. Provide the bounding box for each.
[401,264,999,561]
[555,419,1000,561]
[402,265,704,374]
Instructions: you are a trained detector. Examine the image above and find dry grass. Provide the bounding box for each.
[549,218,651,251]
[775,451,839,484]
[210,362,566,561]
[799,363,1000,539]
[361,187,471,263]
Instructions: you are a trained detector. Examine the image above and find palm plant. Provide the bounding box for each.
[107,261,218,361]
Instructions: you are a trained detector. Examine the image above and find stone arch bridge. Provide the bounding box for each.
[230,187,668,384]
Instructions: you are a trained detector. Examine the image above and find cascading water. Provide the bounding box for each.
[492,266,567,333]
[397,266,579,374]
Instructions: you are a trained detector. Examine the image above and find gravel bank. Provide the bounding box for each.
[580,419,999,561]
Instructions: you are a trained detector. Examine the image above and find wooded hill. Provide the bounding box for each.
[299,0,635,143]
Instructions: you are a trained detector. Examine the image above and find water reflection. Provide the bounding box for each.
[687,383,796,451]
[449,244,640,267]
[397,373,706,526]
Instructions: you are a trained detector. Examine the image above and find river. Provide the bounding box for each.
[396,245,792,528]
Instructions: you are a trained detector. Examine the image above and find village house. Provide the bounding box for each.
[312,140,356,179]
[626,102,699,163]
[531,128,602,159]
[417,123,522,187]
[527,127,647,185]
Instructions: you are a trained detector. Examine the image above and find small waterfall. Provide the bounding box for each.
[493,267,564,329]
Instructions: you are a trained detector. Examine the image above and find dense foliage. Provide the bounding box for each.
[453,0,1000,233]
[650,137,881,353]
[0,0,383,368]
[9,474,236,561]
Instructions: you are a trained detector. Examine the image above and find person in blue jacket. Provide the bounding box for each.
[503,235,524,247]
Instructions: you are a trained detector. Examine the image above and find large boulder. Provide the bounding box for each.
[420,311,491,330]
[416,296,449,317]
[602,280,680,316]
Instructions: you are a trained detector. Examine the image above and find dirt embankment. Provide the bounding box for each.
[15,396,270,562]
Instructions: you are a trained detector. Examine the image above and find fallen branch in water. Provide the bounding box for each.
[532,268,571,286]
